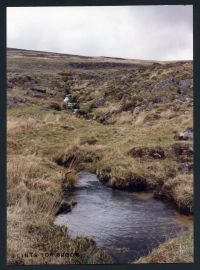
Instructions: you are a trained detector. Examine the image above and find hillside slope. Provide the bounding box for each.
[7,48,193,264]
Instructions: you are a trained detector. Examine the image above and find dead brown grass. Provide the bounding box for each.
[117,111,133,124]
[134,111,147,127]
[7,117,39,136]
[154,174,193,214]
[134,230,193,263]
[7,151,111,264]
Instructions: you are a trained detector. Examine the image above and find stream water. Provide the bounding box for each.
[54,172,192,264]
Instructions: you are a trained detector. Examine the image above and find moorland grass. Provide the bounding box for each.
[7,49,193,264]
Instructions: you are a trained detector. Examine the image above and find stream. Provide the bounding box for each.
[54,172,193,264]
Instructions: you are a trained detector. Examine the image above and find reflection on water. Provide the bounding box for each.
[55,172,192,263]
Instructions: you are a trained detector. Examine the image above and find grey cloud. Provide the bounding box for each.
[7,5,193,60]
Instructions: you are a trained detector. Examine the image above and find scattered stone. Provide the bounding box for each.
[91,97,106,108]
[31,85,46,93]
[63,96,70,104]
[146,101,154,111]
[26,75,35,81]
[178,127,193,140]
[178,79,193,95]
[67,102,79,109]
[152,95,168,103]
[185,97,193,104]
[186,127,193,133]
[132,82,138,87]
[137,76,144,81]
[7,82,14,89]
[153,96,162,103]
[63,94,79,111]
[179,132,189,140]
[179,163,189,173]
[153,78,173,92]
[23,81,32,90]
[133,106,140,117]
[7,96,27,108]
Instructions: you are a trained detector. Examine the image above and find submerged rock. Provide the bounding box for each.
[56,199,77,215]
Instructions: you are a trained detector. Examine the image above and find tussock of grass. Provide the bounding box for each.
[55,143,102,173]
[134,231,193,263]
[96,149,148,190]
[7,117,39,135]
[117,111,133,124]
[154,174,193,214]
[60,169,79,192]
[134,111,147,127]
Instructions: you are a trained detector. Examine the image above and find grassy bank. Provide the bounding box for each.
[7,109,113,264]
[7,104,193,263]
[134,230,193,263]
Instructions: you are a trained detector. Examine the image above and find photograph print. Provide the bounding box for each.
[7,5,193,265]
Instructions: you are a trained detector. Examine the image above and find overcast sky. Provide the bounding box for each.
[7,5,193,61]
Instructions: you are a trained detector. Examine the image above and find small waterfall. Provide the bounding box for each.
[63,94,79,113]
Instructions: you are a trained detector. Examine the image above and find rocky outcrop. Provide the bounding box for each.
[178,79,193,95]
[153,78,173,92]
[31,85,46,93]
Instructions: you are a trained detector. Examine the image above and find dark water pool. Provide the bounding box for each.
[54,172,192,263]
